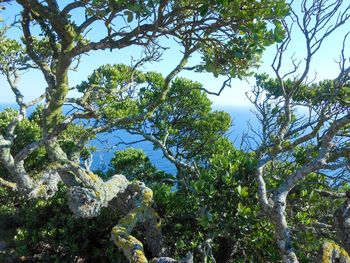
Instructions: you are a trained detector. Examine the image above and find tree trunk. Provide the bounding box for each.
[271,194,299,263]
[0,135,33,194]
[334,198,350,255]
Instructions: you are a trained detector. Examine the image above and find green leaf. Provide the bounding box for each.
[86,8,94,16]
[241,187,249,198]
[273,22,285,43]
[236,185,242,195]
[199,4,209,16]
[124,10,134,23]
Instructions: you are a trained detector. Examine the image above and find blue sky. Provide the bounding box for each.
[1,1,349,106]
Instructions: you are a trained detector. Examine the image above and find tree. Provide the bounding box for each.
[246,1,350,262]
[0,0,289,261]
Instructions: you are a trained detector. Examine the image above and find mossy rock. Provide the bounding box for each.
[320,241,350,263]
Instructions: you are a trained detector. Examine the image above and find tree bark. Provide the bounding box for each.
[271,193,299,263]
[334,198,350,255]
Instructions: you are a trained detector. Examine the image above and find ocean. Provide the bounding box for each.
[0,103,258,174]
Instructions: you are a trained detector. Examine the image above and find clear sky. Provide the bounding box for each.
[1,1,350,106]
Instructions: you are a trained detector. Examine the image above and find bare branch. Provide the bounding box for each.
[0,177,17,190]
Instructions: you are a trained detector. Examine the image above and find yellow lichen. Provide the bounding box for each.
[321,241,350,263]
[0,177,17,190]
[37,184,47,196]
[88,172,99,183]
[112,226,148,263]
[133,248,148,263]
[119,208,139,229]
[142,188,153,206]
[110,183,161,263]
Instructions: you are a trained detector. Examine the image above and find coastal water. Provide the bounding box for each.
[0,103,258,174]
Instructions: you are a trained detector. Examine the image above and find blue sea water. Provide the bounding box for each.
[0,103,258,174]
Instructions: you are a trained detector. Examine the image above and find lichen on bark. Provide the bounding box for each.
[110,181,162,262]
[319,241,350,263]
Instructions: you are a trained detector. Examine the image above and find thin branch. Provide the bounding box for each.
[0,177,17,190]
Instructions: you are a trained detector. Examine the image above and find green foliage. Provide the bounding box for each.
[76,64,153,121]
[0,107,91,177]
[81,0,290,78]
[76,65,232,165]
[0,185,127,262]
[139,76,232,164]
[22,36,61,63]
[96,131,282,261]
[0,108,47,175]
[120,140,279,262]
[193,0,289,77]
[0,28,30,73]
[286,173,340,261]
[108,148,173,185]
[256,73,350,107]
[105,140,281,262]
